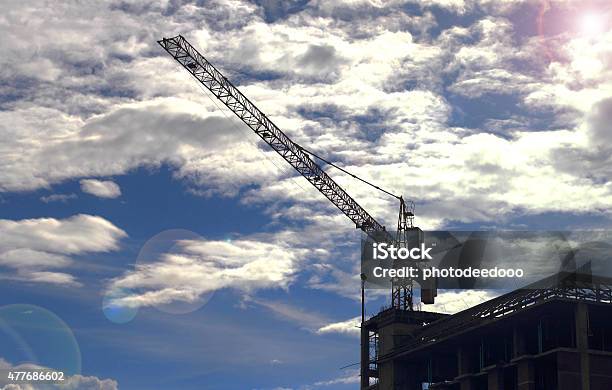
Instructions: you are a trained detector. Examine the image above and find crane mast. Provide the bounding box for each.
[157,35,430,310]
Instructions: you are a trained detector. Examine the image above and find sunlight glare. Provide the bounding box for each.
[579,12,606,36]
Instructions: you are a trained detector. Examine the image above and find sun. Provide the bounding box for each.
[578,12,606,36]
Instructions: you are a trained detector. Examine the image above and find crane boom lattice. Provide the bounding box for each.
[158,35,392,241]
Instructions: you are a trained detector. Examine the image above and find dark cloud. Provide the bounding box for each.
[295,43,347,82]
[550,98,612,187]
[253,0,310,22]
[298,44,338,71]
[589,97,612,144]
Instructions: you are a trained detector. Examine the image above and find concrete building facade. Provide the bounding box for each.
[361,272,612,390]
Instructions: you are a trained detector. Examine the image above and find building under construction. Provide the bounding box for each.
[360,272,612,390]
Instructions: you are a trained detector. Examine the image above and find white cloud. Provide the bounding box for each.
[105,210,357,309]
[0,376,119,390]
[0,215,125,254]
[307,262,364,300]
[1,0,609,230]
[273,369,360,390]
[0,215,126,286]
[316,317,361,337]
[107,235,310,308]
[0,358,117,390]
[311,371,360,387]
[314,290,496,336]
[55,375,118,390]
[427,289,499,314]
[315,290,499,339]
[296,369,361,389]
[0,249,72,269]
[247,297,329,332]
[79,179,121,199]
[40,194,77,203]
[0,0,611,304]
[448,68,540,98]
[0,96,291,203]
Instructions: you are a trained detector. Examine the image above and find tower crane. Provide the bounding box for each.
[157,35,436,311]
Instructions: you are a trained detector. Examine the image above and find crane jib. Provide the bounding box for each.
[157,35,393,242]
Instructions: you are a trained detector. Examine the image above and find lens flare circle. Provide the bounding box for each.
[0,304,81,376]
[102,288,139,324]
[135,229,214,315]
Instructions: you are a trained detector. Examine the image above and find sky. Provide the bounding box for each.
[0,0,611,389]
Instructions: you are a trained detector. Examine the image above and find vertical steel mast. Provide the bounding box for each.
[393,197,416,310]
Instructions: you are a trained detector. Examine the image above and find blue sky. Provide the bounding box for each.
[1,0,611,389]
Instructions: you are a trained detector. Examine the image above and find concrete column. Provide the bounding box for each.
[459,378,473,390]
[404,364,422,390]
[378,360,420,390]
[487,366,504,390]
[557,350,581,390]
[516,358,535,390]
[360,326,369,389]
[457,346,470,375]
[575,302,590,390]
[513,323,526,358]
[456,346,473,390]
[378,362,393,390]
